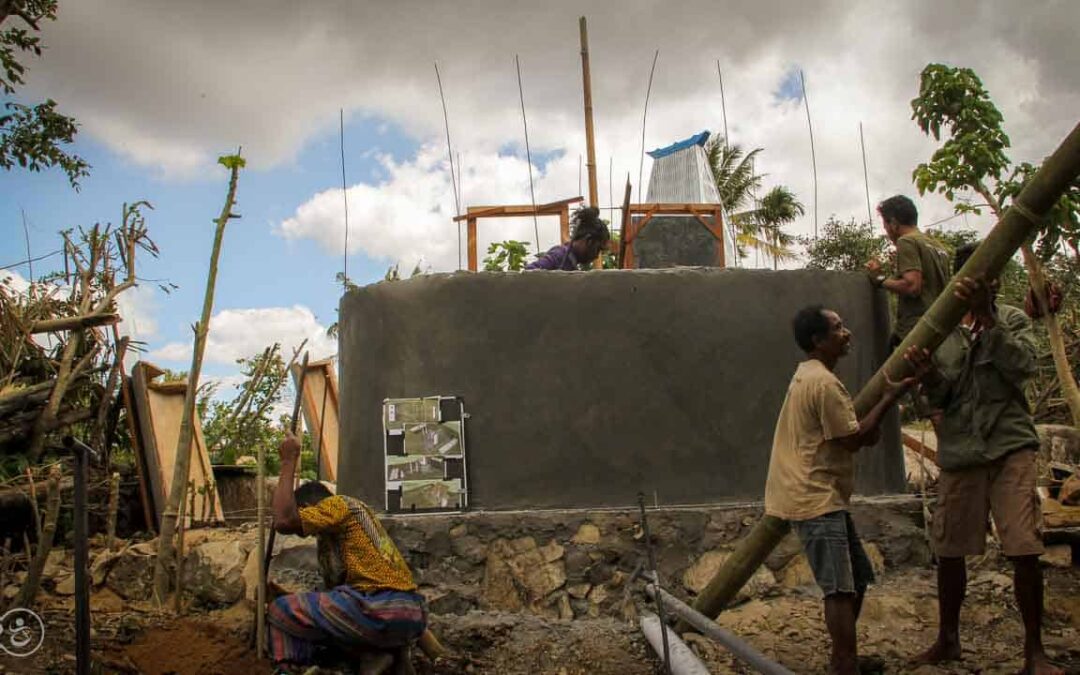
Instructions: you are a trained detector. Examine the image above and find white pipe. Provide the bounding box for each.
[640,612,711,675]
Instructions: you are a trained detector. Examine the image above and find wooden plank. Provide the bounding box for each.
[627,203,723,214]
[292,360,340,483]
[129,361,224,527]
[714,208,726,267]
[453,196,585,222]
[902,431,938,463]
[559,206,570,243]
[467,217,478,272]
[119,372,156,533]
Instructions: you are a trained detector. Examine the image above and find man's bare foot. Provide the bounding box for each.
[912,640,961,665]
[1020,652,1063,675]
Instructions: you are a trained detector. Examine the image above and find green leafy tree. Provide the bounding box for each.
[801,217,888,272]
[705,135,802,266]
[911,62,1080,426]
[0,0,89,187]
[483,240,531,271]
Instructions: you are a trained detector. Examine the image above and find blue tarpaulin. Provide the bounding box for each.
[647,131,711,159]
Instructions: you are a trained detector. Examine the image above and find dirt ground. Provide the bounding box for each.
[1,562,1077,674]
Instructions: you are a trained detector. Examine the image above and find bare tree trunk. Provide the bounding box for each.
[15,466,61,609]
[153,157,243,605]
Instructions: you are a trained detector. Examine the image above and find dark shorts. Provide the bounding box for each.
[791,510,875,596]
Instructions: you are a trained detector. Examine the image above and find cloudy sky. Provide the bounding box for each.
[1,0,1078,390]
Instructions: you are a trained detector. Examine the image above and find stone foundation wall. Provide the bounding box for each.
[381,498,931,620]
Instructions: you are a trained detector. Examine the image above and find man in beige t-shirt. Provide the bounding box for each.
[764,305,924,675]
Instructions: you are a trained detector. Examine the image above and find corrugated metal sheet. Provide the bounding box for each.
[645,144,722,204]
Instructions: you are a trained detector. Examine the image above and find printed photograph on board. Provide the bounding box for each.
[400,479,463,510]
[386,454,446,481]
[403,421,461,456]
[383,397,441,431]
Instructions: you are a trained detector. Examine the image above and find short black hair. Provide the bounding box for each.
[877,195,918,227]
[792,305,831,353]
[954,242,978,271]
[570,206,610,243]
[294,481,333,508]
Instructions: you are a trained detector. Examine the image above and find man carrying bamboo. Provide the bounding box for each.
[764,305,926,675]
[908,243,1062,675]
[865,195,951,349]
[267,432,426,673]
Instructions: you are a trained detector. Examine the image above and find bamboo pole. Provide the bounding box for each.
[579,16,599,209]
[688,121,1080,624]
[153,153,244,605]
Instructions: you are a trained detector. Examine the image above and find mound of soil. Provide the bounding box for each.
[122,618,270,675]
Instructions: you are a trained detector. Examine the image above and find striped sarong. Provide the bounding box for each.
[267,585,427,664]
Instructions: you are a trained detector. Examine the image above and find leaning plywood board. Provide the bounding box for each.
[130,361,224,526]
[292,358,339,482]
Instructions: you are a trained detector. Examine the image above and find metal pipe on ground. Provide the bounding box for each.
[646,583,795,675]
[640,612,711,675]
[686,120,1080,622]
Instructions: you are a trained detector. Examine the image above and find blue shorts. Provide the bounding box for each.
[791,511,875,596]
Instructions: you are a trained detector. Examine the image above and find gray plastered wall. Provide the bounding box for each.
[338,268,903,510]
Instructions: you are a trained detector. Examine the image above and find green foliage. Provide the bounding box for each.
[800,217,888,272]
[602,230,620,269]
[217,153,246,170]
[705,134,802,265]
[911,64,1010,199]
[0,1,88,188]
[483,240,532,271]
[203,349,287,465]
[910,63,1079,258]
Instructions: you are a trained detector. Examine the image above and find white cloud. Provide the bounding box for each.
[149,305,336,366]
[278,144,582,271]
[114,284,159,343]
[0,270,30,293]
[20,1,1078,256]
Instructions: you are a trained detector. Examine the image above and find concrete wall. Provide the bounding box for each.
[338,268,904,510]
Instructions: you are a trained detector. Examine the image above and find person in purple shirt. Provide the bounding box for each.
[525,207,610,271]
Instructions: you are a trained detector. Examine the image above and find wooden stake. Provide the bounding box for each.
[154,152,244,605]
[106,472,120,551]
[579,17,599,209]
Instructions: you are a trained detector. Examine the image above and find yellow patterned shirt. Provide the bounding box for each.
[298,495,416,593]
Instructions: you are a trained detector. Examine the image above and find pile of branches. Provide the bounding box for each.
[0,202,156,470]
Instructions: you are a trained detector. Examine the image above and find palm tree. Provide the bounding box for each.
[705,136,803,267]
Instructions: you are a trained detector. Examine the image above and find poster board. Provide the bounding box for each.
[383,396,467,513]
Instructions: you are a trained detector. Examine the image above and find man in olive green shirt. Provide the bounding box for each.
[908,243,1061,675]
[866,195,951,348]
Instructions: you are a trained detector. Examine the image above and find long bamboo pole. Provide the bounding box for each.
[688,121,1080,624]
[153,154,244,605]
[579,16,599,209]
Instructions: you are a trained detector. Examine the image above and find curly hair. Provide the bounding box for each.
[570,206,610,243]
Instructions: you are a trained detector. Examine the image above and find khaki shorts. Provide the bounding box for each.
[932,448,1044,558]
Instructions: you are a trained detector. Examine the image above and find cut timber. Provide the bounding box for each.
[129,361,224,527]
[1061,472,1080,506]
[902,429,937,463]
[291,358,340,482]
[1043,496,1080,528]
[686,120,1080,625]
